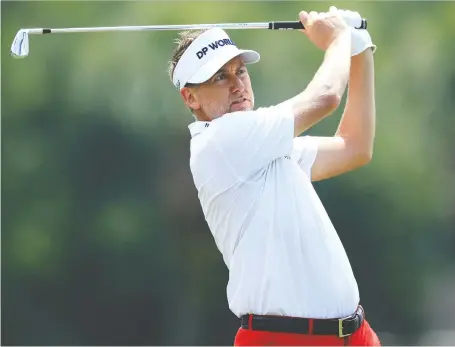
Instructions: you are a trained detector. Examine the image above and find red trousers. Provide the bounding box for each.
[234,318,381,346]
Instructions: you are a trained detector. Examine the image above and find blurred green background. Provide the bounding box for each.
[2,1,455,345]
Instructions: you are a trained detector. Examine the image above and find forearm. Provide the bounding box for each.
[335,49,375,158]
[286,29,352,137]
[313,29,352,102]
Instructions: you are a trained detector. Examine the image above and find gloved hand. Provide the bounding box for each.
[329,6,377,56]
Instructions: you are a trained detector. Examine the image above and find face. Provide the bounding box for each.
[180,56,254,121]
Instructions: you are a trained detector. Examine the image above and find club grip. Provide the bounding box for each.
[268,19,367,30]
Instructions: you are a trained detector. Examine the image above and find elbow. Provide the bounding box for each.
[354,148,373,167]
[321,93,342,114]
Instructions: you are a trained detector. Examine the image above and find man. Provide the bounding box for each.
[168,6,379,346]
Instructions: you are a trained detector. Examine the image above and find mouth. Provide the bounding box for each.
[230,98,250,110]
[231,98,247,104]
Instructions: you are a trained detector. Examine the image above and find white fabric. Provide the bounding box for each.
[329,6,377,56]
[351,26,376,56]
[188,104,359,319]
[172,28,260,90]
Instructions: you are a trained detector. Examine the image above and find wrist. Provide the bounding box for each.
[353,47,374,59]
[328,27,351,50]
[336,26,352,40]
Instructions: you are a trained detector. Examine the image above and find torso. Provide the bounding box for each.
[188,111,359,319]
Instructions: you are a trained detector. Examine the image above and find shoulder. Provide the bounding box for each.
[189,110,258,145]
[292,136,319,157]
[210,104,294,136]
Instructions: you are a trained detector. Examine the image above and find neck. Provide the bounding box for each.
[193,111,213,122]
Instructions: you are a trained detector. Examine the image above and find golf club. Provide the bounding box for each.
[11,19,367,59]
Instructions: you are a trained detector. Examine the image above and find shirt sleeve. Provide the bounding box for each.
[210,104,295,181]
[291,136,319,179]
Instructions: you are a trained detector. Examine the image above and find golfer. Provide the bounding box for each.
[169,6,379,346]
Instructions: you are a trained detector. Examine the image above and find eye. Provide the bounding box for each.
[214,73,226,81]
[237,68,247,76]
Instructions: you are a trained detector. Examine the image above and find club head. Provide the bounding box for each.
[11,29,30,58]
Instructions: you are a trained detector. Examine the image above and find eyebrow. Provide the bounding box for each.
[215,63,246,75]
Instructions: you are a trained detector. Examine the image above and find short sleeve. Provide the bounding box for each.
[291,136,319,179]
[210,104,294,181]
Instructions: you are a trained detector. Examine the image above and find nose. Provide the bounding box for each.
[230,75,245,94]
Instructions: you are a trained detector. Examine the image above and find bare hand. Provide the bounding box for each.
[299,9,349,51]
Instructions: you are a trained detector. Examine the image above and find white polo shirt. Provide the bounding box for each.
[188,103,360,319]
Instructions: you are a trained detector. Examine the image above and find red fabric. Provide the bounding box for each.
[234,319,381,346]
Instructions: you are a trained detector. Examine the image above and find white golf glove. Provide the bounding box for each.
[329,6,377,56]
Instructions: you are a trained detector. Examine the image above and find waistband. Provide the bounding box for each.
[240,305,365,338]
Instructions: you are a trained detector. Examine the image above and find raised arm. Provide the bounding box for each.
[202,9,360,182]
[309,8,377,182]
[310,49,375,182]
[278,10,352,137]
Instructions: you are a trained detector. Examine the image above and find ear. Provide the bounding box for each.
[180,87,201,110]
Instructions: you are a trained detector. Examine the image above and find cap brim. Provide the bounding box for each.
[186,49,260,85]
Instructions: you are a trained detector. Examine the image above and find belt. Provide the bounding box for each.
[240,305,364,338]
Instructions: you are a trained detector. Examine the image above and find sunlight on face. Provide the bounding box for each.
[184,56,255,120]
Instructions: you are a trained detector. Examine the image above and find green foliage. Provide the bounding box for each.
[2,1,454,345]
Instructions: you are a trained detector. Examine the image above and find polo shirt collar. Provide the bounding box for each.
[188,121,211,138]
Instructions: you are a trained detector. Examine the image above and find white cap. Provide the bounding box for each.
[172,28,260,90]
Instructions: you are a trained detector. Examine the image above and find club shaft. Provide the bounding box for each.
[27,23,272,35]
[23,19,366,35]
